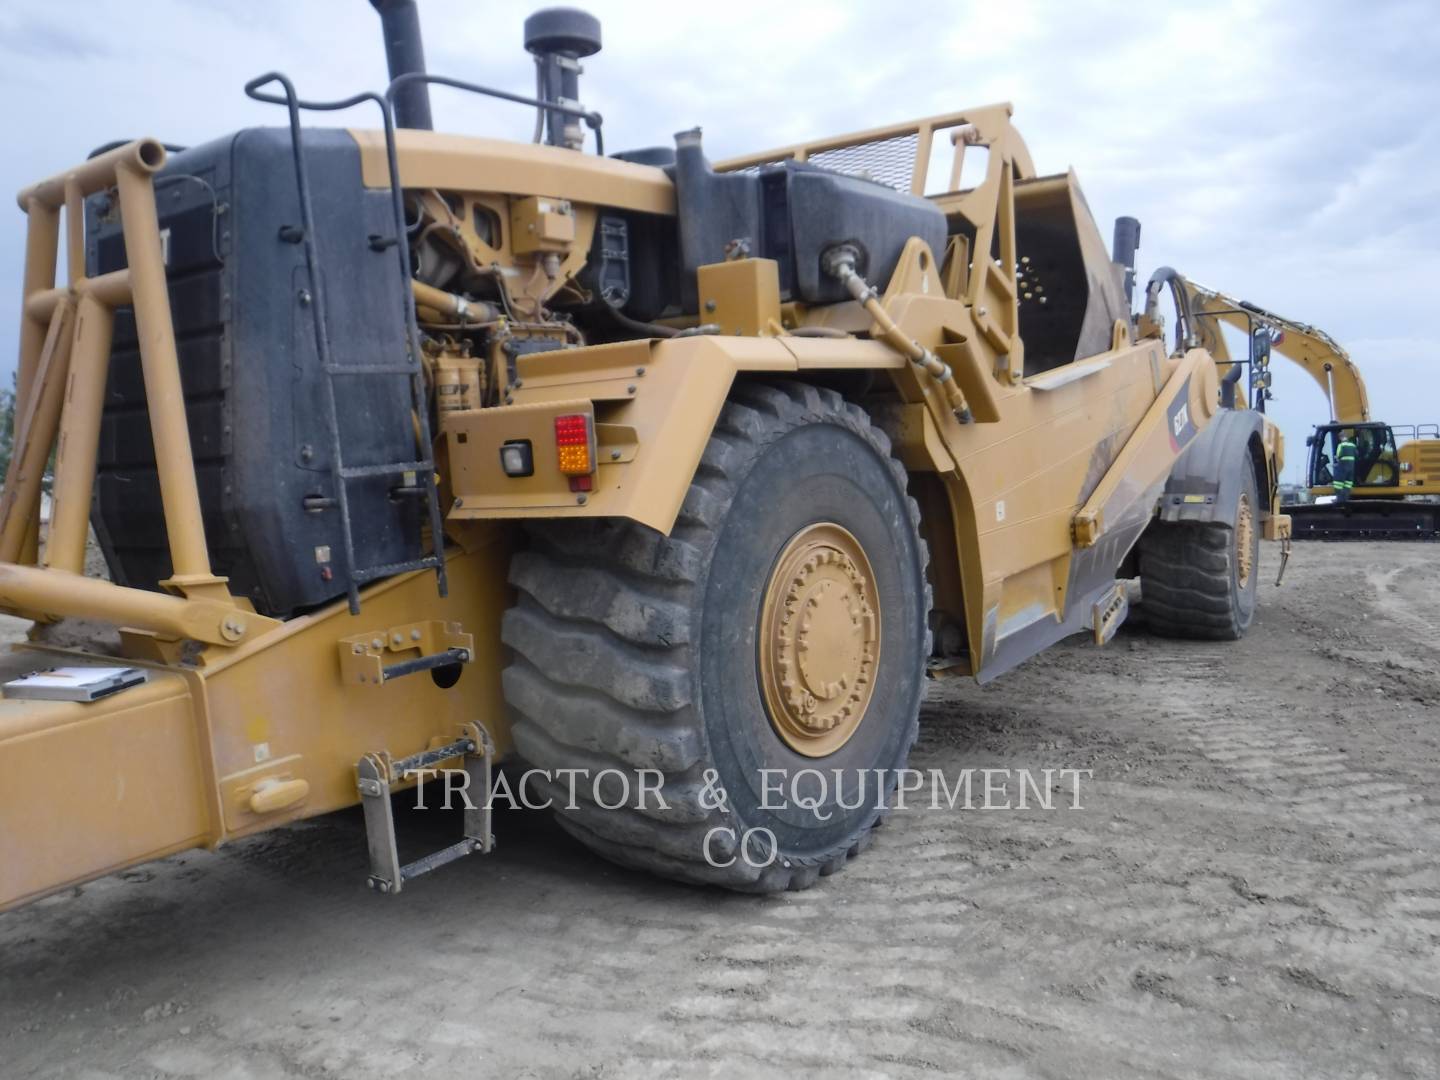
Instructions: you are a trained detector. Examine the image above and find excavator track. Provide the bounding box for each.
[1287,501,1440,541]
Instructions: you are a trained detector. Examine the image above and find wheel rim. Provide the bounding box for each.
[1236,491,1255,589]
[758,523,881,758]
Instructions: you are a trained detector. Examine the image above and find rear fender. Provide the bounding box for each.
[444,333,904,536]
[1156,408,1267,528]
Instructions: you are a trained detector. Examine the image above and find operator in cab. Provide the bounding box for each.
[1333,430,1358,503]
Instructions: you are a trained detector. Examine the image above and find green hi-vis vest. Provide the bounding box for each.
[1334,439,1357,489]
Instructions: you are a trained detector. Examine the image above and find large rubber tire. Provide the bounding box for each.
[1138,462,1261,640]
[501,381,931,891]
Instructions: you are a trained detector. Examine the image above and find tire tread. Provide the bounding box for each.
[503,379,928,891]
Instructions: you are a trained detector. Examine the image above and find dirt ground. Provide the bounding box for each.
[1,541,1437,1079]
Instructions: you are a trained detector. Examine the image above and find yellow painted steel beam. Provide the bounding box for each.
[0,656,210,913]
[0,544,511,914]
[113,161,222,590]
[45,291,116,573]
[0,564,274,645]
[0,299,75,564]
[15,138,167,210]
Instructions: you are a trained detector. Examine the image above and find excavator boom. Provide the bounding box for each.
[1183,281,1369,422]
[1180,282,1438,539]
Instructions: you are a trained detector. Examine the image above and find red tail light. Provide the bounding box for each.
[554,413,595,477]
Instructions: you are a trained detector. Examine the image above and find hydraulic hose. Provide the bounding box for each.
[608,306,679,339]
[823,245,972,422]
[1142,266,1198,352]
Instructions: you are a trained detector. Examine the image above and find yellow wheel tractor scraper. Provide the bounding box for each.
[0,2,1289,910]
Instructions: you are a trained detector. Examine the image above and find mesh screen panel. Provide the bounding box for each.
[727,132,921,191]
[807,133,919,191]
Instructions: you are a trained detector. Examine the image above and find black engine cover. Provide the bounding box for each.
[87,128,420,617]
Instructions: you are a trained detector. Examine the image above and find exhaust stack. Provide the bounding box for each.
[370,0,434,130]
[524,8,601,150]
[1112,216,1142,310]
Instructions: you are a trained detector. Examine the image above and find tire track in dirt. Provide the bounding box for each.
[1365,566,1440,644]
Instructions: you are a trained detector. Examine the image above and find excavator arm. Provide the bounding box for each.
[1180,282,1440,538]
[1181,281,1370,423]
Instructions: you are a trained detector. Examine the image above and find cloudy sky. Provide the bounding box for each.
[2,0,1436,481]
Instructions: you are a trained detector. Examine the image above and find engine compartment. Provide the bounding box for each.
[84,91,1128,621]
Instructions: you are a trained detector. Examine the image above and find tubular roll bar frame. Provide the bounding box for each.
[0,63,600,645]
[0,139,269,647]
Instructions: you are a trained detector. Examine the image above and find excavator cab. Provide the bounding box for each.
[1307,422,1400,491]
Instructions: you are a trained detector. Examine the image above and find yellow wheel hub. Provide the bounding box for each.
[758,523,881,758]
[1236,491,1255,589]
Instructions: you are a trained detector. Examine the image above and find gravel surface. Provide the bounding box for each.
[1,542,1437,1079]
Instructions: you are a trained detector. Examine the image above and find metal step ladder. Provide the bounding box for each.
[356,722,496,894]
[245,73,448,614]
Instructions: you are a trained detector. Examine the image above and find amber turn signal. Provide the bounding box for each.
[554,413,595,476]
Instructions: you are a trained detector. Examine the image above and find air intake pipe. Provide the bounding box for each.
[370,0,434,130]
[525,8,602,150]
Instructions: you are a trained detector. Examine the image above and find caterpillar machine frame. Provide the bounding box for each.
[0,2,1288,910]
[1181,282,1439,540]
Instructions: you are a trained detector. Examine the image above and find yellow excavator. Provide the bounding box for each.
[1182,283,1440,540]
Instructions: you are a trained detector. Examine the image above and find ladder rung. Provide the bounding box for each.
[392,737,476,776]
[356,723,494,894]
[400,839,479,882]
[339,460,432,480]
